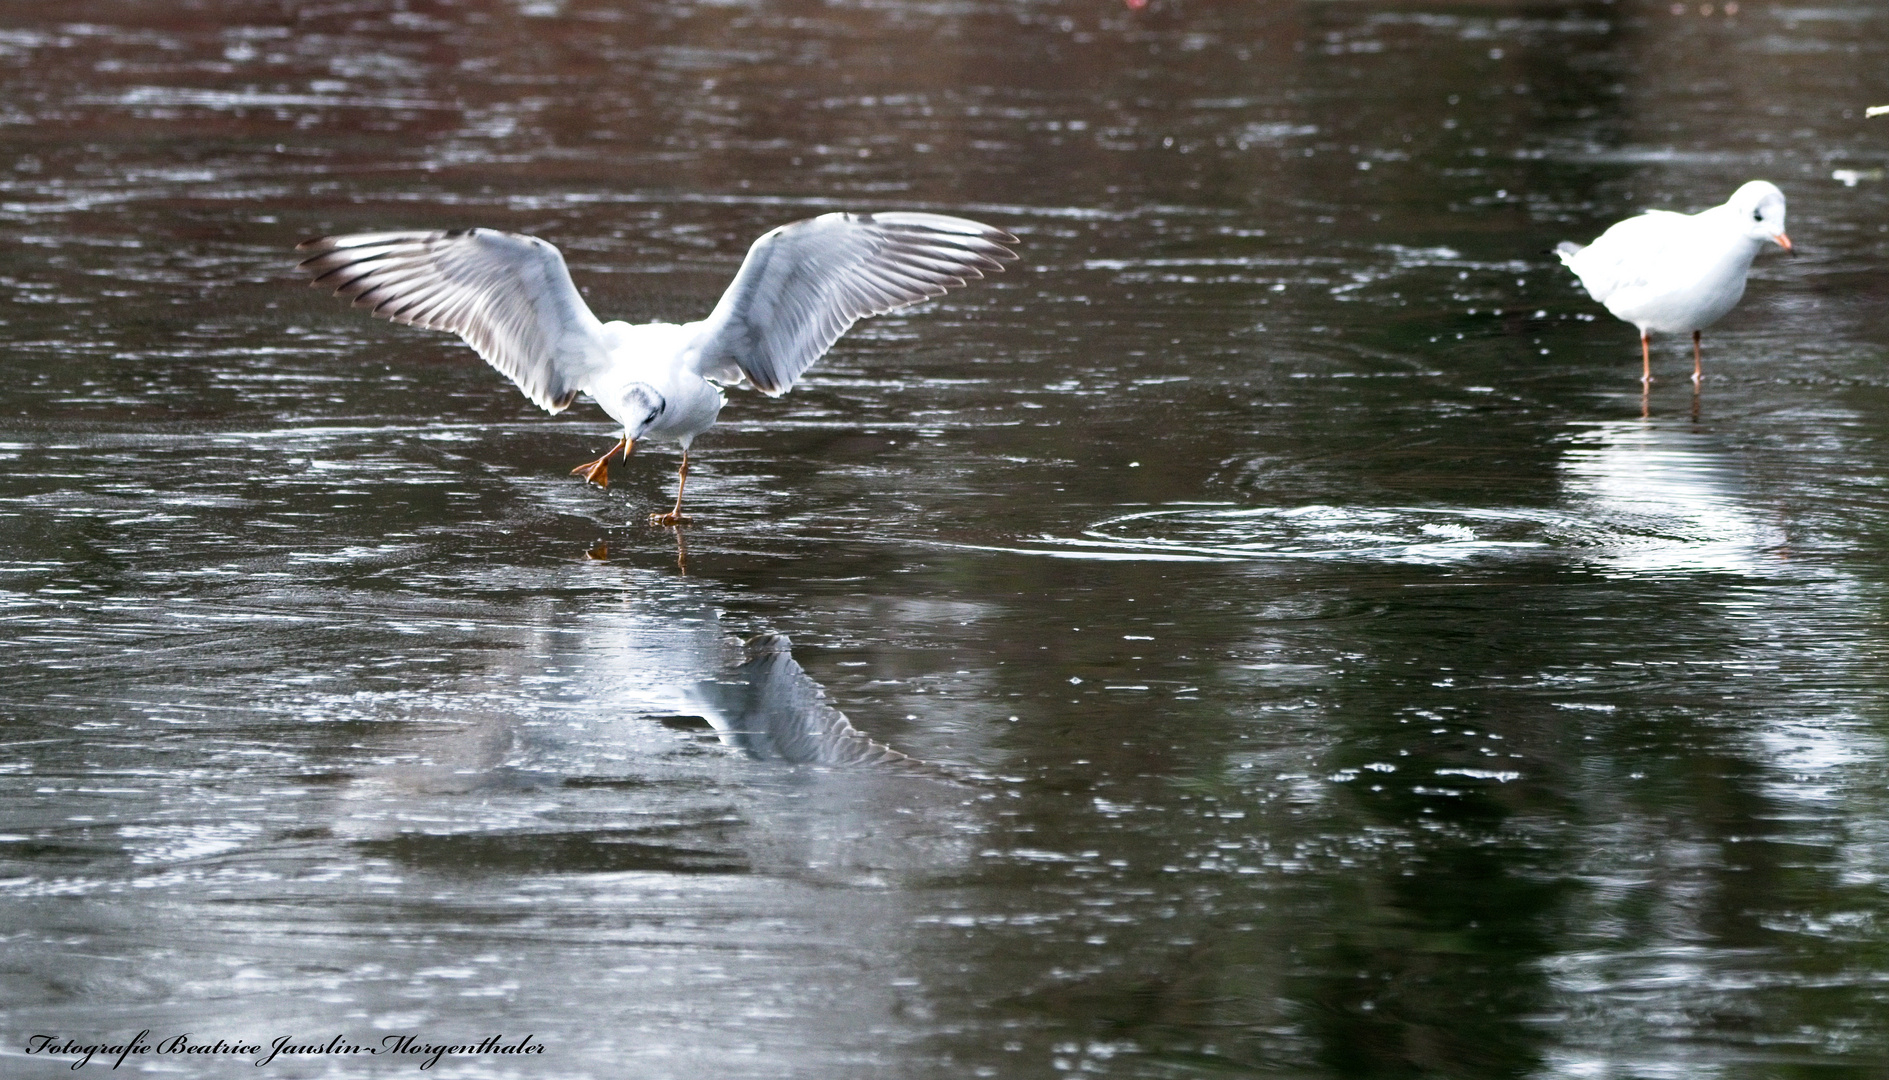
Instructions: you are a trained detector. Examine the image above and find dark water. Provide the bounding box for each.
[4,1,1889,1076]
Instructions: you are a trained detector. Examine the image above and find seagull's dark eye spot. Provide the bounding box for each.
[1753,210,1763,221]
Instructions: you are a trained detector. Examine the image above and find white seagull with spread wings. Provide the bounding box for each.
[296,212,1018,524]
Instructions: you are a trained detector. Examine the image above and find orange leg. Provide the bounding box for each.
[1691,330,1703,387]
[1640,332,1652,389]
[650,449,693,527]
[570,437,633,487]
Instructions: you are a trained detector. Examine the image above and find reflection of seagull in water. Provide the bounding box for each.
[1559,419,1785,576]
[696,634,938,771]
[1556,181,1790,389]
[296,213,1017,525]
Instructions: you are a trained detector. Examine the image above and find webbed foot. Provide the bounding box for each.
[570,437,633,487]
[571,457,611,486]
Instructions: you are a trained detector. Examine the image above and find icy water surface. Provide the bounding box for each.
[5,1,1889,1077]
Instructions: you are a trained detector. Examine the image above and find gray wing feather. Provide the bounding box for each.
[296,229,611,413]
[689,212,1018,396]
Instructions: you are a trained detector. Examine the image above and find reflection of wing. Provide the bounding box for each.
[698,634,933,769]
[688,212,1017,395]
[296,229,611,412]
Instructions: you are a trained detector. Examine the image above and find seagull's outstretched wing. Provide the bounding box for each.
[688,212,1018,396]
[296,229,612,413]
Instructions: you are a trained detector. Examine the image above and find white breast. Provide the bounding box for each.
[593,321,726,448]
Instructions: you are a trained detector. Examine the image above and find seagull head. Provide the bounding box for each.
[1728,180,1790,252]
[605,382,667,441]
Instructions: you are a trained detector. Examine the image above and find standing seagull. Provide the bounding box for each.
[1556,181,1791,388]
[296,212,1018,525]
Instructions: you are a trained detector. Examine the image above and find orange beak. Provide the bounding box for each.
[1774,232,1793,253]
